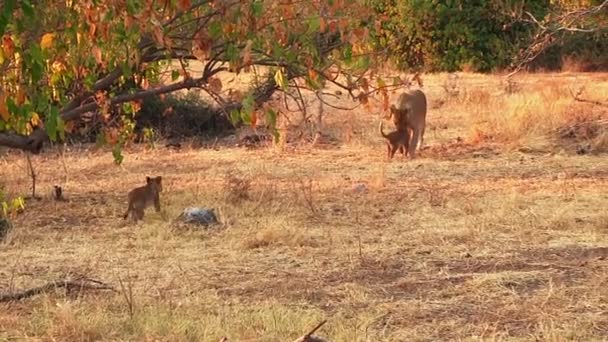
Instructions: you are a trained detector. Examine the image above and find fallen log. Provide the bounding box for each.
[0,278,114,302]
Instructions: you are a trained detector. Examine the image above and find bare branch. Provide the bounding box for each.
[569,87,608,107]
[0,74,214,153]
[508,0,608,77]
[0,278,114,302]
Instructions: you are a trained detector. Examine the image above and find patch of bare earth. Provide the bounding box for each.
[1,72,608,341]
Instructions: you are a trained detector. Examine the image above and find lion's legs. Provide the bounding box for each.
[408,128,421,159]
[419,125,426,149]
[389,144,398,159]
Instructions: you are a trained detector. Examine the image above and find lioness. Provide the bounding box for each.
[389,89,427,158]
[123,176,163,222]
[379,121,410,160]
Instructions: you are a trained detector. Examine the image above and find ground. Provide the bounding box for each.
[1,72,607,341]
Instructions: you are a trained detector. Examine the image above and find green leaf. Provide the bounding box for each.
[354,55,370,71]
[45,106,59,141]
[265,108,279,142]
[240,109,251,125]
[95,132,107,147]
[343,45,353,64]
[0,0,16,36]
[84,74,97,90]
[27,45,44,83]
[251,0,264,18]
[229,109,241,125]
[121,61,132,79]
[126,0,139,15]
[6,98,18,116]
[307,16,320,34]
[274,69,288,91]
[241,93,255,117]
[57,116,65,141]
[209,21,222,39]
[31,62,43,83]
[112,144,124,165]
[305,76,322,90]
[171,69,180,81]
[20,0,34,18]
[226,44,239,63]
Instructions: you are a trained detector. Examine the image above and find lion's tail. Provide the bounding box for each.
[379,121,389,139]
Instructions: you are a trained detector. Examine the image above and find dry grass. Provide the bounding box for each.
[1,72,608,341]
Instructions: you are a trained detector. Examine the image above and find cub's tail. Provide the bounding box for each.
[379,121,389,139]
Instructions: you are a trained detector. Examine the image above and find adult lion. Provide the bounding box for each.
[389,89,427,159]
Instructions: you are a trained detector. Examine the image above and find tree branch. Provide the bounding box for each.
[0,74,214,153]
[0,278,114,302]
[507,0,608,78]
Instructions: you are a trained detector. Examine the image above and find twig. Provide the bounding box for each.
[25,153,40,200]
[569,88,608,107]
[0,278,114,302]
[292,320,328,342]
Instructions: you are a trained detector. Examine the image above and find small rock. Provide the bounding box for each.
[180,207,219,226]
[0,219,11,242]
[576,143,591,155]
[352,183,368,194]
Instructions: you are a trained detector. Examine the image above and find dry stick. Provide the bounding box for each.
[0,278,114,302]
[24,152,40,200]
[292,320,328,342]
[312,89,324,145]
[573,95,608,108]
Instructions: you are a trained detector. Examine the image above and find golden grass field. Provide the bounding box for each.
[1,71,608,341]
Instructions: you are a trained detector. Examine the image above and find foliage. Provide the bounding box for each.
[369,0,607,72]
[0,186,24,219]
[0,0,386,161]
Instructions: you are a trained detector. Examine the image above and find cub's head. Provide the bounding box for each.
[389,104,408,127]
[146,176,163,193]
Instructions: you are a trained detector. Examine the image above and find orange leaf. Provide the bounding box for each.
[30,113,42,127]
[153,26,164,45]
[64,120,75,133]
[359,77,369,92]
[177,0,191,10]
[91,46,103,65]
[124,16,135,29]
[2,36,14,57]
[131,101,142,113]
[0,93,9,121]
[192,31,212,61]
[208,77,223,93]
[328,20,338,33]
[88,23,97,39]
[357,92,368,105]
[308,69,318,82]
[16,88,26,105]
[140,77,150,90]
[51,60,66,73]
[250,111,258,128]
[382,91,389,112]
[241,39,253,65]
[162,107,174,117]
[40,33,55,50]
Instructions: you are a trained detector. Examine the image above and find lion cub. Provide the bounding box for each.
[123,176,163,222]
[389,89,427,158]
[380,122,410,160]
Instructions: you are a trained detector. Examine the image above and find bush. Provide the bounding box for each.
[135,92,234,140]
[370,0,608,73]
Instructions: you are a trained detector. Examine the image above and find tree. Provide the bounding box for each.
[508,0,608,75]
[0,0,397,162]
[368,0,550,72]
